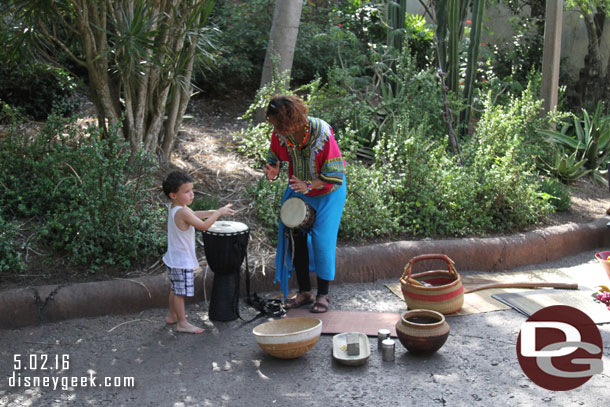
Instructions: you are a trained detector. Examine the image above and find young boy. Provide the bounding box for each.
[162,170,235,334]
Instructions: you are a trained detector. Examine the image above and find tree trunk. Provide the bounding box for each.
[259,0,303,91]
[14,0,215,159]
[575,4,605,109]
[540,0,563,115]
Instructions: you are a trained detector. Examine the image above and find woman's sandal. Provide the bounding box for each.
[310,295,329,313]
[285,292,314,309]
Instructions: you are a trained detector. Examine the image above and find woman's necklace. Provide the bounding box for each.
[285,121,310,150]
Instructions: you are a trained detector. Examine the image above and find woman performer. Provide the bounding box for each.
[264,95,346,313]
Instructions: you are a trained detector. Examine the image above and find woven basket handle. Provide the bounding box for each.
[401,254,458,281]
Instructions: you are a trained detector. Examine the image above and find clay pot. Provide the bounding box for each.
[594,251,610,282]
[395,309,450,355]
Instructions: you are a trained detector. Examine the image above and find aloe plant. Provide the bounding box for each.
[537,101,610,184]
[539,147,591,184]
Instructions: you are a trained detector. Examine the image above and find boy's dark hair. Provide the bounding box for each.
[162,171,194,198]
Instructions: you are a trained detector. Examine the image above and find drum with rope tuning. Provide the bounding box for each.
[201,221,249,321]
[280,197,316,230]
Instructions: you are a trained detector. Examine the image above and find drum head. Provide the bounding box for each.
[280,197,307,228]
[206,220,249,234]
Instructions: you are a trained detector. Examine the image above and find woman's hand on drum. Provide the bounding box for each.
[289,176,310,194]
[264,161,280,181]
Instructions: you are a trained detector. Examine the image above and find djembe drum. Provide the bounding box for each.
[201,221,249,321]
[280,197,316,230]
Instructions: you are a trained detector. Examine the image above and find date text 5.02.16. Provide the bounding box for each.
[13,354,70,371]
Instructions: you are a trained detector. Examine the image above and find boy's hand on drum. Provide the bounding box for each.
[264,161,280,180]
[218,204,235,216]
[289,176,308,194]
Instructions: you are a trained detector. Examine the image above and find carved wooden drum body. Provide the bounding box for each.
[201,221,249,321]
[280,197,316,230]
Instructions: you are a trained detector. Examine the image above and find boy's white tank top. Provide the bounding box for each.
[162,205,199,269]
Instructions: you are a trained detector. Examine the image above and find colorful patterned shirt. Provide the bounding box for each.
[266,117,345,197]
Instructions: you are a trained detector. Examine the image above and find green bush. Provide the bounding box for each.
[0,63,77,121]
[246,176,287,238]
[246,161,398,242]
[199,0,273,93]
[293,16,368,84]
[0,99,22,124]
[373,121,458,236]
[339,161,398,240]
[0,213,25,273]
[404,13,436,70]
[199,0,388,93]
[539,177,571,212]
[0,114,165,272]
[458,84,553,231]
[368,83,553,237]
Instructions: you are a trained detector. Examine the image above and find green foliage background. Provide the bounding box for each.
[0,115,165,273]
[0,0,597,275]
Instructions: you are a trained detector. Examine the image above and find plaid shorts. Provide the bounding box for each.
[167,268,195,297]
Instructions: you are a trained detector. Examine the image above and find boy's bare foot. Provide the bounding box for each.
[166,314,178,324]
[176,322,205,334]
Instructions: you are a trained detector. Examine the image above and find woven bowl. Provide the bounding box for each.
[252,317,322,359]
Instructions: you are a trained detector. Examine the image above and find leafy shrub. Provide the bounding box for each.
[539,177,571,212]
[333,1,387,46]
[199,0,273,93]
[458,84,553,231]
[404,13,436,70]
[293,15,368,84]
[373,121,457,236]
[190,194,220,212]
[199,0,387,93]
[246,176,287,238]
[0,114,165,272]
[370,83,553,237]
[339,162,398,240]
[0,99,22,124]
[0,213,25,273]
[0,63,77,120]
[487,7,544,86]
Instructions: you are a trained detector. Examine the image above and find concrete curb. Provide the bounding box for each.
[2,217,610,329]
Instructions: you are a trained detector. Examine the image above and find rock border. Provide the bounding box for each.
[2,217,609,329]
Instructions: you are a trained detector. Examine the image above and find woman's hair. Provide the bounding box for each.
[265,95,309,134]
[162,170,194,198]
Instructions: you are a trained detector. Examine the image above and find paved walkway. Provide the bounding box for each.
[1,249,609,406]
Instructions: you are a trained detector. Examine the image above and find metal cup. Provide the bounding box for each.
[377,329,391,349]
[381,338,395,362]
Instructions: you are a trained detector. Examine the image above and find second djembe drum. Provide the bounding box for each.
[280,197,316,230]
[201,221,249,321]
